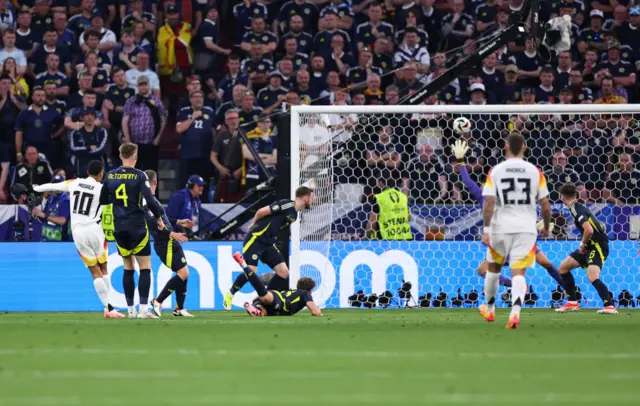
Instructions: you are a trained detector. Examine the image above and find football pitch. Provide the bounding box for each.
[0,309,638,406]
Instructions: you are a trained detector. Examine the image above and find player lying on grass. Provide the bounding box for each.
[34,161,124,319]
[142,170,195,317]
[555,183,617,314]
[233,252,323,316]
[452,139,563,289]
[223,186,314,310]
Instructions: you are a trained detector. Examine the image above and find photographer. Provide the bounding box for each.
[31,174,70,242]
[11,146,53,194]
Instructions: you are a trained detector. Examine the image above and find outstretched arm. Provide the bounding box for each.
[33,181,71,194]
[458,164,483,203]
[306,301,323,316]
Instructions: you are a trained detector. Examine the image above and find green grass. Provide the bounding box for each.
[0,309,638,406]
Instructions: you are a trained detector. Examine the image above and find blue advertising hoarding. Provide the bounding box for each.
[1,241,638,311]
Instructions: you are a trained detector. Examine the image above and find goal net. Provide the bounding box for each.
[291,104,640,309]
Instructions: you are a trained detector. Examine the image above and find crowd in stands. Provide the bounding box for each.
[0,0,638,207]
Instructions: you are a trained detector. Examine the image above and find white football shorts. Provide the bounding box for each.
[486,233,537,268]
[73,223,108,267]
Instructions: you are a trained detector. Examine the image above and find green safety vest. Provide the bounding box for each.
[102,204,115,241]
[375,188,413,240]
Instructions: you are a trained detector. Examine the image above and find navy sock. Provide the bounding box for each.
[230,273,248,294]
[545,264,564,288]
[138,269,151,305]
[243,267,267,297]
[123,269,136,306]
[592,279,613,307]
[267,274,289,291]
[176,278,187,309]
[157,275,182,304]
[562,272,578,301]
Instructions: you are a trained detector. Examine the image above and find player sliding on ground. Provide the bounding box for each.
[100,143,165,319]
[555,183,617,314]
[34,160,124,318]
[452,139,563,289]
[479,133,552,329]
[232,253,323,316]
[223,186,314,310]
[140,170,196,317]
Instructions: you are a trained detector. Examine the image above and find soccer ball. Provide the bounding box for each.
[452,117,472,134]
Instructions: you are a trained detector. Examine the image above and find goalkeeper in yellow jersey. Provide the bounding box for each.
[451,140,564,290]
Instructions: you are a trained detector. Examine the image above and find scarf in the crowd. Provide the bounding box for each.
[157,21,193,76]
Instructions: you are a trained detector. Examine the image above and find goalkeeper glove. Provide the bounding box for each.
[452,140,469,165]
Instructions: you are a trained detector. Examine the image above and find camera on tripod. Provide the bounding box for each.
[10,183,43,241]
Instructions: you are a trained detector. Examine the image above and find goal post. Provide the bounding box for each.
[290,104,640,309]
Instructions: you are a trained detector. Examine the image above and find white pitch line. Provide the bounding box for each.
[1,347,640,360]
[2,393,640,406]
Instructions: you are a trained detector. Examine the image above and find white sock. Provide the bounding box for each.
[128,306,136,314]
[510,275,527,318]
[140,304,148,313]
[103,274,112,293]
[484,272,500,313]
[93,278,110,311]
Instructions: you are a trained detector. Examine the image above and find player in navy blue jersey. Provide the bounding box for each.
[555,183,617,314]
[237,262,323,317]
[452,140,564,288]
[99,143,164,318]
[223,186,314,310]
[139,170,196,318]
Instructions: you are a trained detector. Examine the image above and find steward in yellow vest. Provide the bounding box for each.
[102,204,115,241]
[367,187,413,240]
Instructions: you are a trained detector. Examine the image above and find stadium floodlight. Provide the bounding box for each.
[291,104,640,309]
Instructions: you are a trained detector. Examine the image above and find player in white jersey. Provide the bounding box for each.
[34,161,124,319]
[480,133,552,329]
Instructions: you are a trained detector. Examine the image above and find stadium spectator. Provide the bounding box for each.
[211,109,245,203]
[78,52,111,95]
[34,54,70,97]
[545,151,585,202]
[29,27,72,77]
[157,5,193,104]
[396,62,423,97]
[77,30,112,73]
[314,8,351,57]
[279,14,313,56]
[242,42,273,93]
[125,51,160,96]
[356,2,393,51]
[441,0,474,52]
[275,0,319,39]
[15,10,36,59]
[11,146,53,193]
[594,76,627,103]
[31,0,54,42]
[277,59,295,89]
[325,0,354,31]
[395,8,429,47]
[122,75,167,171]
[32,174,70,242]
[52,12,77,56]
[607,153,640,204]
[480,53,504,89]
[179,75,218,111]
[499,64,521,104]
[554,51,573,89]
[233,0,268,47]
[617,6,640,50]
[243,115,277,197]
[346,46,382,88]
[294,69,314,104]
[595,40,636,92]
[578,10,607,54]
[194,4,231,78]
[565,119,612,198]
[217,55,250,104]
[257,71,288,114]
[78,15,117,57]
[569,69,594,103]
[237,90,263,128]
[325,34,353,76]
[536,67,557,103]
[507,37,542,88]
[215,84,246,125]
[15,88,63,167]
[132,21,153,57]
[166,174,204,232]
[403,144,447,203]
[0,29,26,75]
[364,73,384,105]
[102,67,135,163]
[319,70,344,105]
[475,0,499,34]
[2,58,27,98]
[67,0,94,40]
[64,89,104,133]
[394,27,430,73]
[69,108,108,177]
[365,125,403,185]
[241,15,277,57]
[371,36,393,75]
[281,38,309,72]
[122,0,156,36]
[111,28,142,71]
[309,54,328,95]
[67,72,101,110]
[176,90,215,187]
